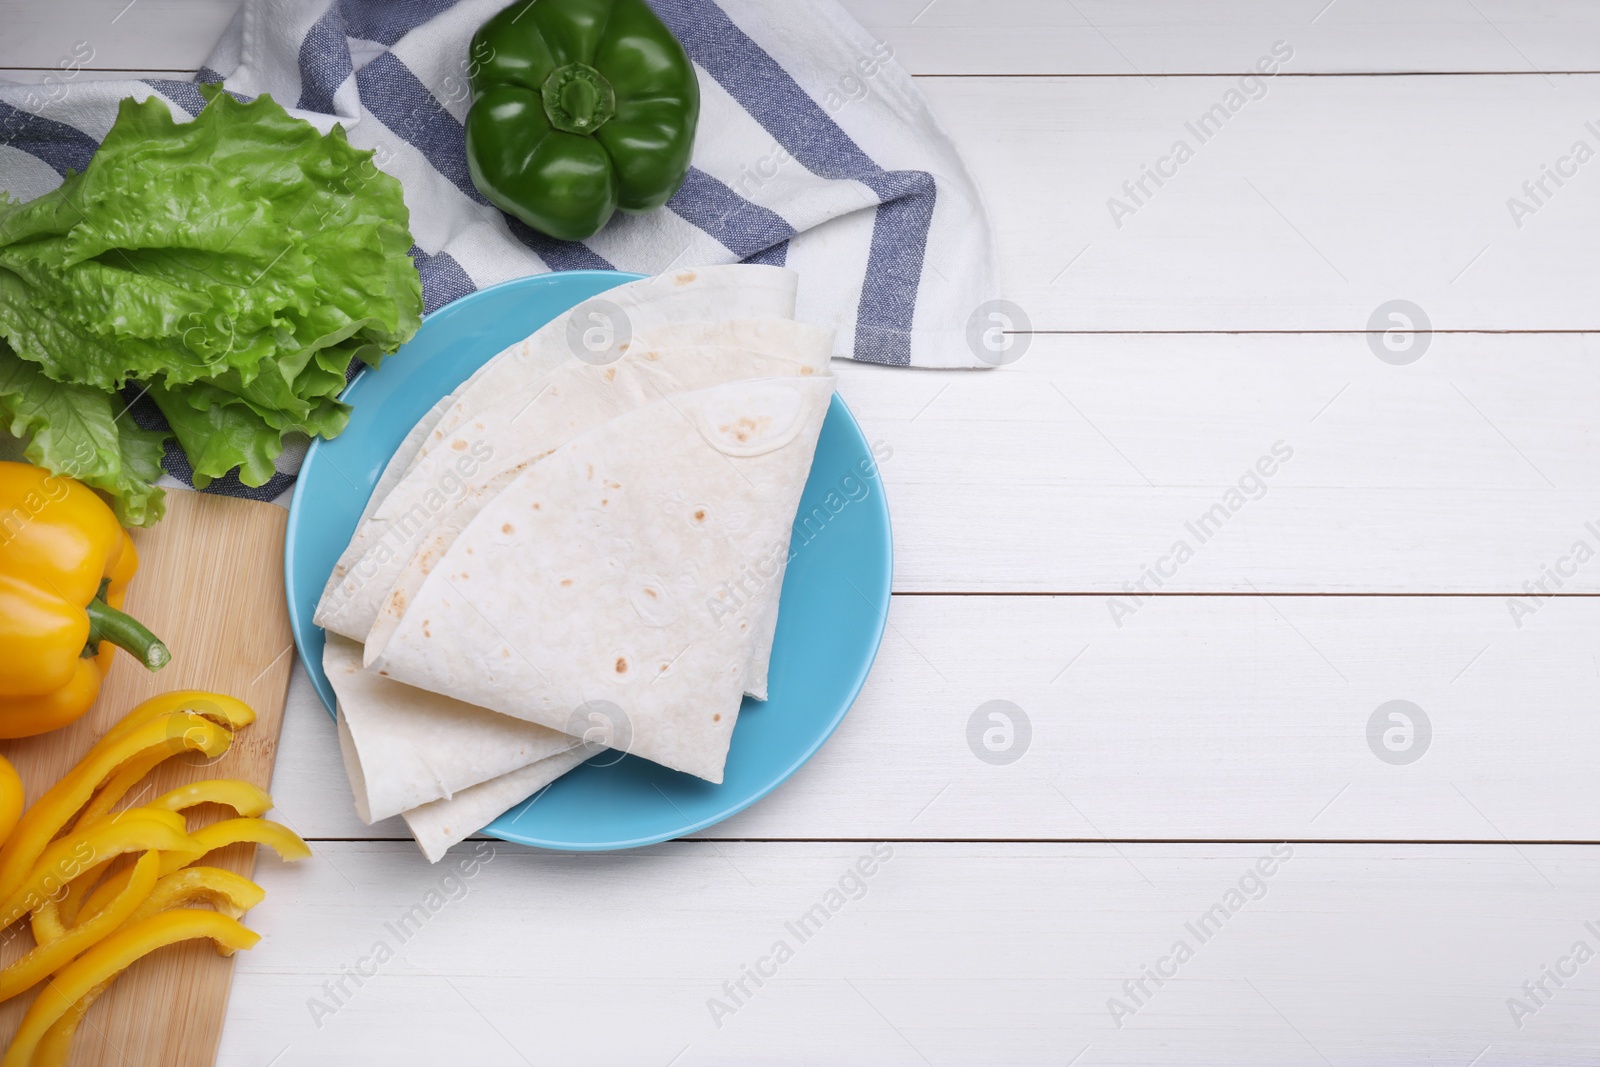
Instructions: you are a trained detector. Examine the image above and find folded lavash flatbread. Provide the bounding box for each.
[326,635,582,823]
[366,375,837,783]
[401,746,593,863]
[316,266,798,634]
[348,320,835,691]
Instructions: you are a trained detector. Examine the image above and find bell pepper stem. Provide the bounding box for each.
[84,598,170,671]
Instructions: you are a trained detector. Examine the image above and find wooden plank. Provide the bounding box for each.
[846,0,1600,75]
[7,0,1600,76]
[831,331,1600,594]
[0,0,236,72]
[925,72,1600,331]
[268,593,1600,843]
[0,490,295,1067]
[219,840,1600,1065]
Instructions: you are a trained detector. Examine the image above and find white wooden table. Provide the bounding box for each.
[7,1,1600,1062]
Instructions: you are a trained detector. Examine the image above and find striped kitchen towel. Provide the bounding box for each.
[0,0,998,501]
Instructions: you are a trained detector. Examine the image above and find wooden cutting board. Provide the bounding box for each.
[0,488,296,1066]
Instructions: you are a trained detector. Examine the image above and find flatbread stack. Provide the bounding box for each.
[314,266,837,861]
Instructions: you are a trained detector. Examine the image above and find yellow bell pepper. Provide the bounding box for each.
[0,463,170,738]
[3,909,260,1067]
[0,712,232,902]
[0,851,159,1002]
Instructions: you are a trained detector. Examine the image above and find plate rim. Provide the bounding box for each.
[283,270,893,852]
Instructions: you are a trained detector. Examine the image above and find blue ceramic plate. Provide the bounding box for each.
[285,271,891,851]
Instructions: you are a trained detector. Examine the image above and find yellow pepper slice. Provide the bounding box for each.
[28,857,113,946]
[52,858,113,933]
[67,750,167,833]
[158,818,311,876]
[28,896,66,947]
[0,851,159,1003]
[0,755,21,848]
[125,866,264,926]
[0,713,231,902]
[75,771,272,839]
[0,808,191,929]
[77,860,266,930]
[93,690,255,749]
[3,909,259,1067]
[151,780,273,820]
[32,987,101,1067]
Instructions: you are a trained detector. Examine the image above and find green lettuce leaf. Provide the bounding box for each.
[0,87,421,523]
[146,376,348,489]
[0,342,168,525]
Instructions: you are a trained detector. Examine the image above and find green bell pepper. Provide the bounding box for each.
[465,0,701,242]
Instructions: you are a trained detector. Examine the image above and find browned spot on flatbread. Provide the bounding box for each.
[644,588,658,599]
[502,523,514,535]
[451,439,467,452]
[693,509,706,522]
[603,367,616,382]
[719,415,767,444]
[615,656,628,674]
[560,578,573,587]
[713,713,721,722]
[674,270,698,285]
